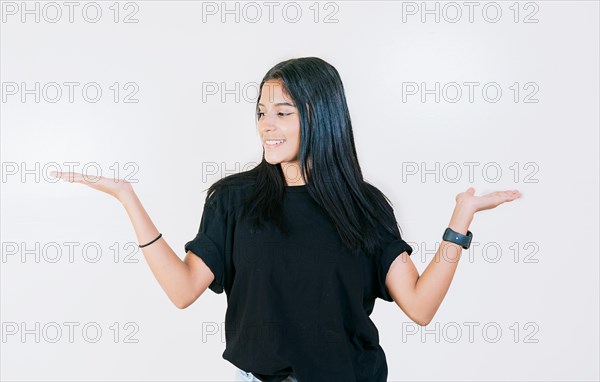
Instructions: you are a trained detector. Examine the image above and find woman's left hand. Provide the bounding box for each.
[455,187,522,214]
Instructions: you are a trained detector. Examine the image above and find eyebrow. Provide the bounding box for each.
[257,102,296,107]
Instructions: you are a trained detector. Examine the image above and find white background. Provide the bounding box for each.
[1,1,599,381]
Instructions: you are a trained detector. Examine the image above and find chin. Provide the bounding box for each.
[264,151,295,165]
[264,156,281,165]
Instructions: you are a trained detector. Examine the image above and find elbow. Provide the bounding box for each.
[172,296,193,310]
[408,311,434,327]
[413,317,432,326]
[173,288,206,309]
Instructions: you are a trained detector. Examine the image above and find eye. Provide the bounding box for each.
[257,111,293,119]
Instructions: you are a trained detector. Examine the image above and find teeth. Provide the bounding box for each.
[266,140,285,144]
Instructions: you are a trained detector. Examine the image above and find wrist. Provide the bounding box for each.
[448,202,474,235]
[454,200,476,217]
[117,188,137,206]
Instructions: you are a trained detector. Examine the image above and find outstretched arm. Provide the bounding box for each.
[51,171,215,309]
[119,190,215,309]
[385,187,521,326]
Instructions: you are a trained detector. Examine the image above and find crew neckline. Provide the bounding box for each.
[285,184,308,192]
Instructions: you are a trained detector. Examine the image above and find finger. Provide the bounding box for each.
[51,171,69,180]
[489,191,514,201]
[504,190,521,201]
[495,190,520,196]
[55,172,85,183]
[50,170,71,179]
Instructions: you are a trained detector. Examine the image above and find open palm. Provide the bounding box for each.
[456,187,521,214]
[50,170,133,201]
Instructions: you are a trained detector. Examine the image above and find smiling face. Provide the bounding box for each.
[257,80,304,184]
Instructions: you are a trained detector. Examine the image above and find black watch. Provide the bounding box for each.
[442,227,473,249]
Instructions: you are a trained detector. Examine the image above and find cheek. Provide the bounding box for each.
[291,131,301,148]
[292,120,301,142]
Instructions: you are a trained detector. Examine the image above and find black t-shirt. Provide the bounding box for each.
[184,180,413,382]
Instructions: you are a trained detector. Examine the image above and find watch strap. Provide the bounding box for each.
[443,227,472,249]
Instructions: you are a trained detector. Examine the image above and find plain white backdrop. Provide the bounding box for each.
[1,1,598,381]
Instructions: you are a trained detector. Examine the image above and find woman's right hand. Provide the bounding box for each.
[50,170,134,202]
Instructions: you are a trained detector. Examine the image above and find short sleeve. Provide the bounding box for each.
[377,236,413,302]
[184,189,229,294]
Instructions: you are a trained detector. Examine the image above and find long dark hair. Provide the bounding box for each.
[205,57,405,257]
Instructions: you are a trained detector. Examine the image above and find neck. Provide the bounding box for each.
[281,161,305,186]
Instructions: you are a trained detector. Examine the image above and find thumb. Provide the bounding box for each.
[466,187,475,195]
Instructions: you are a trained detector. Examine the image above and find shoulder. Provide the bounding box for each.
[362,181,395,215]
[204,169,257,213]
[361,181,387,202]
[362,180,403,241]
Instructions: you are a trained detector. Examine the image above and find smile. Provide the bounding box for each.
[265,139,286,147]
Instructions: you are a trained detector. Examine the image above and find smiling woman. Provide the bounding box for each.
[184,57,520,382]
[50,56,521,382]
[256,80,304,186]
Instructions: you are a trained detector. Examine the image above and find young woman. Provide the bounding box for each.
[52,57,521,382]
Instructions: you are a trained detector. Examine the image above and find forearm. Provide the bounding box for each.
[119,190,193,308]
[411,202,474,324]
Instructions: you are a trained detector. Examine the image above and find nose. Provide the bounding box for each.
[258,112,277,135]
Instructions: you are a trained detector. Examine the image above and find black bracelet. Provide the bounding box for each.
[139,233,162,248]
